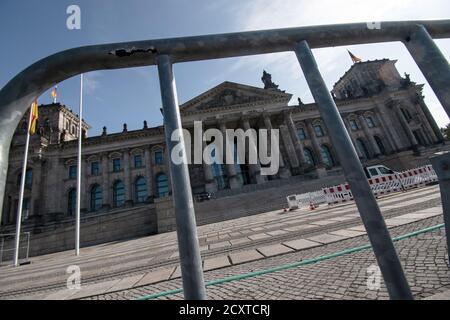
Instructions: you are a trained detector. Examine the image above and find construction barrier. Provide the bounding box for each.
[287,164,438,209]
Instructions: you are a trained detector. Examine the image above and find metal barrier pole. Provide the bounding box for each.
[430,152,450,265]
[156,54,207,300]
[294,40,413,300]
[404,24,450,117]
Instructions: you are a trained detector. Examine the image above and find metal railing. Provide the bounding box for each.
[0,232,30,266]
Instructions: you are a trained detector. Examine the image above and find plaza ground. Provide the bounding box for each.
[0,184,448,300]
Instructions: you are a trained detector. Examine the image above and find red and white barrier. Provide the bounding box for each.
[287,164,438,210]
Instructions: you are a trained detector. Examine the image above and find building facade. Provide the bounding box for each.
[0,59,445,231]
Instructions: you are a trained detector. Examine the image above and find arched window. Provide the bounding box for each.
[365,116,376,128]
[356,138,371,159]
[68,188,76,216]
[320,145,335,167]
[303,148,315,166]
[90,184,102,211]
[113,180,125,207]
[374,136,386,155]
[135,177,148,203]
[156,173,169,198]
[297,128,306,140]
[313,124,324,137]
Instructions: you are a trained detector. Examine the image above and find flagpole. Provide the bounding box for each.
[13,107,33,267]
[75,74,83,256]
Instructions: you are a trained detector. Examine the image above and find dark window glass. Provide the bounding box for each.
[134,155,143,168]
[69,165,77,179]
[156,174,169,198]
[68,189,76,216]
[313,125,324,137]
[154,151,164,165]
[365,116,375,128]
[304,149,315,166]
[320,145,335,167]
[113,181,125,207]
[135,177,148,203]
[349,119,359,131]
[113,158,121,172]
[90,185,102,211]
[91,161,100,175]
[297,128,306,140]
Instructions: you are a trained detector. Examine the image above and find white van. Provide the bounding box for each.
[363,165,397,179]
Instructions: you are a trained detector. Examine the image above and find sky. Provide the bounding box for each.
[0,0,449,136]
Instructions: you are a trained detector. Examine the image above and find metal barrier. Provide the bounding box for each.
[287,164,438,209]
[3,19,450,300]
[0,232,30,265]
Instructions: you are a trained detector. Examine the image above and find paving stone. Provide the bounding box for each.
[106,274,145,293]
[257,244,294,257]
[282,239,321,250]
[203,256,231,271]
[230,238,251,245]
[307,233,347,244]
[248,233,271,241]
[266,230,289,236]
[69,279,120,299]
[209,241,232,250]
[134,267,174,287]
[229,249,264,265]
[330,229,366,238]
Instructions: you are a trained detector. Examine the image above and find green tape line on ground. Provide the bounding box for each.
[136,223,445,300]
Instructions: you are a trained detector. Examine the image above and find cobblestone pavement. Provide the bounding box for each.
[90,215,449,300]
[0,185,448,300]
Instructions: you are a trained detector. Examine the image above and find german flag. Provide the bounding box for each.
[51,86,57,102]
[348,50,362,63]
[29,99,38,135]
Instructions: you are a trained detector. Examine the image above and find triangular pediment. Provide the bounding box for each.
[180,81,292,113]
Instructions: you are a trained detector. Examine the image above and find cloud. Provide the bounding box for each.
[83,72,102,95]
[213,0,450,125]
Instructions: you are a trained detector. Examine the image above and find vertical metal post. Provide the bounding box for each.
[404,24,450,118]
[13,108,33,267]
[294,40,413,300]
[429,152,450,265]
[156,54,207,300]
[75,74,83,256]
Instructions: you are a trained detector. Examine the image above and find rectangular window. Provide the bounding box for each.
[134,155,143,168]
[365,117,375,128]
[91,161,100,175]
[69,165,77,179]
[349,120,359,131]
[154,151,164,165]
[313,125,324,137]
[22,198,30,221]
[113,158,121,172]
[297,128,306,140]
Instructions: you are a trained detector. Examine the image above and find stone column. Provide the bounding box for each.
[101,153,110,209]
[284,111,306,168]
[358,114,381,157]
[219,121,241,189]
[123,149,133,206]
[305,120,325,165]
[395,106,419,152]
[279,124,300,171]
[373,111,396,153]
[242,118,266,184]
[144,147,154,200]
[202,139,218,192]
[413,100,441,144]
[263,114,290,178]
[30,158,42,217]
